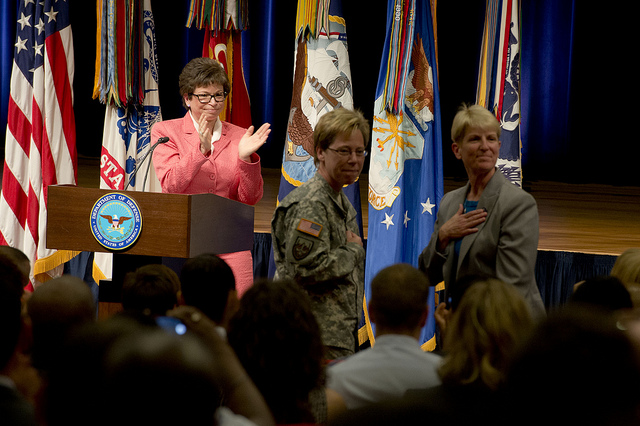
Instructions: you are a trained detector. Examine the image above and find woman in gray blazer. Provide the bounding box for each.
[419,104,546,318]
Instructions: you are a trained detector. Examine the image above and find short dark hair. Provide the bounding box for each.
[569,275,633,311]
[122,264,181,316]
[505,305,640,425]
[102,329,222,425]
[313,108,370,164]
[179,57,230,108]
[227,279,324,424]
[369,263,430,330]
[27,275,96,371]
[0,246,30,290]
[180,253,236,323]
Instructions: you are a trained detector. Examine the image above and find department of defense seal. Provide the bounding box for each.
[90,193,143,250]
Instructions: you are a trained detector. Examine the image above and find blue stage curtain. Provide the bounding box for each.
[252,232,272,280]
[253,239,618,312]
[520,0,575,176]
[73,238,616,312]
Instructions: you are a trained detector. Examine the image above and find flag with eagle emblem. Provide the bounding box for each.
[276,0,359,214]
[270,0,363,272]
[363,0,443,351]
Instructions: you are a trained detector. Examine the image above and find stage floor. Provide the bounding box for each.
[71,157,640,257]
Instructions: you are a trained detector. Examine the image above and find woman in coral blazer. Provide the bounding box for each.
[152,57,270,296]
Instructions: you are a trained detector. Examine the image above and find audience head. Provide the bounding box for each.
[368,263,430,334]
[506,305,640,425]
[26,275,96,371]
[611,248,640,307]
[447,273,493,312]
[102,327,221,426]
[438,278,534,391]
[611,248,640,285]
[227,278,324,424]
[569,275,633,312]
[45,313,221,426]
[0,245,30,291]
[44,313,151,426]
[121,263,181,317]
[180,253,237,327]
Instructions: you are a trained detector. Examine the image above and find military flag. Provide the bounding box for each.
[93,0,162,282]
[276,0,361,235]
[0,0,77,289]
[190,0,252,128]
[476,0,522,186]
[364,0,443,351]
[186,0,249,31]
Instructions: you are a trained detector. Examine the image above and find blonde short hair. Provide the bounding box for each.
[610,248,640,308]
[611,248,640,286]
[451,104,501,143]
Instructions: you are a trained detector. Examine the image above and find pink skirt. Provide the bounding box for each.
[218,250,254,297]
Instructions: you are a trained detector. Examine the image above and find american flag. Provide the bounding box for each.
[0,0,77,289]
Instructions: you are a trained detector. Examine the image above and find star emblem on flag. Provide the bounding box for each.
[0,0,77,288]
[421,198,435,214]
[382,213,395,230]
[403,211,411,227]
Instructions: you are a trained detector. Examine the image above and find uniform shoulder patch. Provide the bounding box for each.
[292,236,314,260]
[296,218,322,238]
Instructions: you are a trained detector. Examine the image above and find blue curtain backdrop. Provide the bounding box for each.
[1,0,634,181]
[520,0,575,179]
[0,0,631,306]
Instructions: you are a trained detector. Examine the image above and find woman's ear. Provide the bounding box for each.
[451,142,462,159]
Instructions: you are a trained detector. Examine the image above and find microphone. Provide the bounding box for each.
[124,137,169,190]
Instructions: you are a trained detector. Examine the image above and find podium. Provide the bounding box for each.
[46,185,254,305]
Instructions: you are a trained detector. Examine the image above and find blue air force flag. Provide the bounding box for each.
[364,0,443,351]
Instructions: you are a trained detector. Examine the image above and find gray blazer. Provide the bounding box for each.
[419,170,546,318]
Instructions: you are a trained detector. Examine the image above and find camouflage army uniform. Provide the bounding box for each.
[271,172,365,356]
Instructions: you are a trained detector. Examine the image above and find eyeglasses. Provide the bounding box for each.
[326,147,368,158]
[190,92,227,104]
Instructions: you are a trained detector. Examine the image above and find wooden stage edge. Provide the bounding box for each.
[73,158,640,258]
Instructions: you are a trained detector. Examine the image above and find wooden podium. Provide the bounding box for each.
[46,185,254,306]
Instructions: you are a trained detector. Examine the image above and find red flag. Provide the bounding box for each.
[203,30,252,128]
[0,0,77,288]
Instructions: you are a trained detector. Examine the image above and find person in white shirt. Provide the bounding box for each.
[325,263,441,418]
